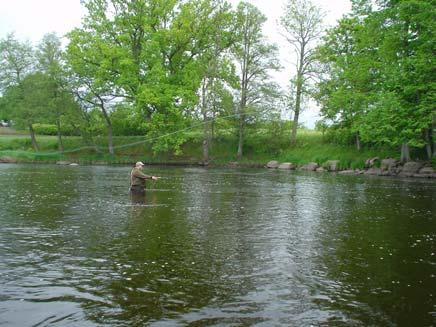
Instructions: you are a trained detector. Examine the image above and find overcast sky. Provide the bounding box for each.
[0,0,351,127]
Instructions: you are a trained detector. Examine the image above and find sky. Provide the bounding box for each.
[0,0,351,128]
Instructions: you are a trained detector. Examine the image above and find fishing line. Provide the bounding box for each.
[4,111,252,157]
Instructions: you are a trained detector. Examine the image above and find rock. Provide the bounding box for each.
[413,173,431,178]
[381,158,398,172]
[70,163,79,166]
[338,170,355,175]
[56,161,71,165]
[398,172,414,178]
[93,161,108,165]
[419,167,434,174]
[401,161,423,174]
[228,162,239,168]
[300,162,319,171]
[266,160,279,169]
[364,168,382,175]
[316,167,326,172]
[0,156,17,163]
[278,162,296,170]
[365,157,379,168]
[325,160,340,172]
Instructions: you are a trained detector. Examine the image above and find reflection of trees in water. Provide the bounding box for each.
[313,177,436,326]
[4,166,434,326]
[2,164,82,228]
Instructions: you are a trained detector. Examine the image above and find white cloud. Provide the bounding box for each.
[0,0,85,43]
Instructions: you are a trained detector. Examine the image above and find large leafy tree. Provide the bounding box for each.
[358,0,435,160]
[2,73,53,150]
[67,0,234,154]
[315,17,377,150]
[232,1,280,160]
[316,0,435,160]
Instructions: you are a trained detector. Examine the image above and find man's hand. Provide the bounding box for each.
[152,176,160,181]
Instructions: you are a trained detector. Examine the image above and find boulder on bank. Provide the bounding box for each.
[0,156,17,163]
[316,167,326,172]
[365,168,382,175]
[401,161,423,174]
[228,161,239,168]
[278,162,296,170]
[325,160,340,172]
[381,158,398,172]
[56,161,71,165]
[418,166,434,175]
[365,157,379,168]
[413,166,436,178]
[93,161,109,165]
[338,170,355,175]
[300,162,319,171]
[266,160,279,169]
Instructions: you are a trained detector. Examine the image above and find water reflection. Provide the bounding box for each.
[0,164,434,326]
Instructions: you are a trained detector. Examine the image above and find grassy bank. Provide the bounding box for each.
[0,128,427,168]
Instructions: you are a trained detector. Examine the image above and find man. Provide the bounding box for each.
[130,161,159,194]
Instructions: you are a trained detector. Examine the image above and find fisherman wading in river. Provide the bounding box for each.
[130,161,159,195]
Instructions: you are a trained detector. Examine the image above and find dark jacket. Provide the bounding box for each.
[130,167,152,190]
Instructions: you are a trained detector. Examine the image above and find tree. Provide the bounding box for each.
[196,0,237,164]
[315,17,376,150]
[2,73,53,150]
[316,0,435,160]
[233,2,280,160]
[67,0,236,154]
[37,33,68,152]
[280,0,324,145]
[0,33,34,92]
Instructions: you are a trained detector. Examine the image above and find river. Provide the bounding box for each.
[0,164,435,326]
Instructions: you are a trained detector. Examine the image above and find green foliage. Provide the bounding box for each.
[316,0,435,157]
[32,123,78,136]
[111,105,147,136]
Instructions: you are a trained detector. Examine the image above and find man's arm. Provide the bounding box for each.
[133,169,159,180]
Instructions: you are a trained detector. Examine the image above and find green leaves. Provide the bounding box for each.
[316,0,435,154]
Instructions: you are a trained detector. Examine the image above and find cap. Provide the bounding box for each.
[135,161,145,167]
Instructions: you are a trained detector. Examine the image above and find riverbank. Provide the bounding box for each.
[1,129,434,178]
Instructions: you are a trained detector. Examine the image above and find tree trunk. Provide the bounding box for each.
[400,143,410,163]
[237,117,244,160]
[107,123,114,155]
[290,59,303,145]
[56,116,64,152]
[424,128,432,159]
[201,82,210,164]
[237,89,246,161]
[28,123,39,151]
[433,116,436,157]
[100,105,114,155]
[356,133,361,151]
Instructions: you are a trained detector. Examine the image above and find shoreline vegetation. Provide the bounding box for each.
[1,127,435,179]
[1,1,434,176]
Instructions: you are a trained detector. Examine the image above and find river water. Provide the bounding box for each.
[0,164,434,326]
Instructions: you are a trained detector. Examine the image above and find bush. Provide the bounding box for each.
[32,123,78,136]
[33,124,58,135]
